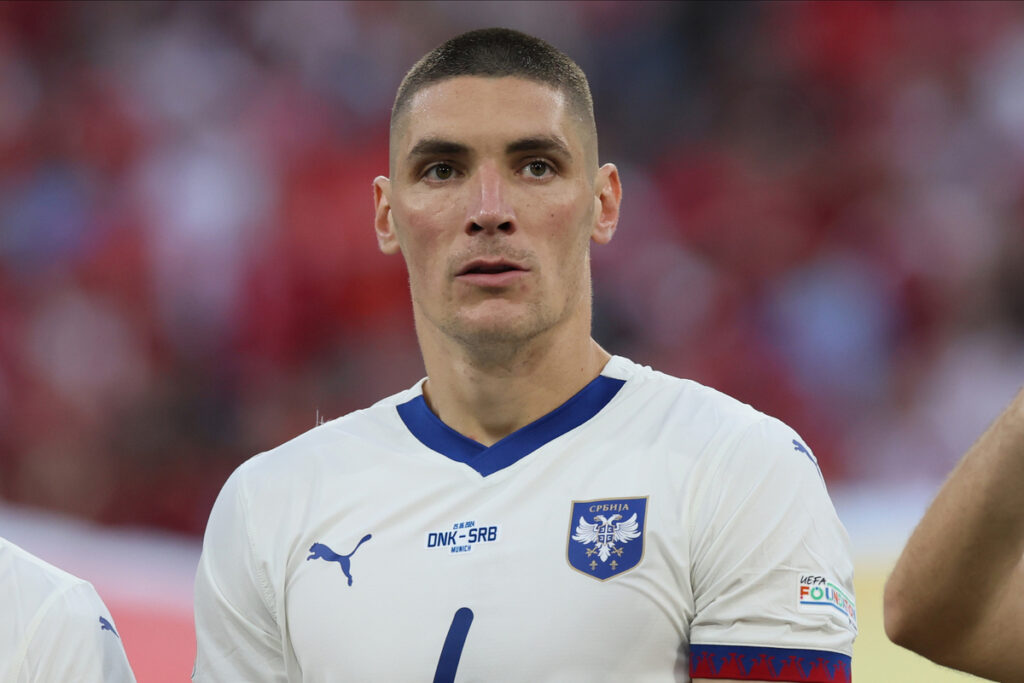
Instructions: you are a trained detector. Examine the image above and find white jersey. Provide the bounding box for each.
[0,537,136,683]
[194,356,856,682]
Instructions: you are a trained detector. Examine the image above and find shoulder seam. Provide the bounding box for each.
[698,413,769,482]
[237,462,280,625]
[685,414,771,561]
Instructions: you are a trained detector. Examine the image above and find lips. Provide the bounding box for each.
[457,259,526,276]
[455,258,529,286]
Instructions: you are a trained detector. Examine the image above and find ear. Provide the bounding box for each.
[373,176,401,255]
[591,163,621,245]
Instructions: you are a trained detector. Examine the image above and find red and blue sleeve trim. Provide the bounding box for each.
[690,644,851,682]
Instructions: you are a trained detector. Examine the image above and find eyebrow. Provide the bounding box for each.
[405,135,574,164]
[505,135,572,159]
[407,138,470,162]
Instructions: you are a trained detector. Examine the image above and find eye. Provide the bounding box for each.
[523,160,554,179]
[425,163,456,181]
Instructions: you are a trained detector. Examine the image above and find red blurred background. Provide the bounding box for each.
[2,1,1024,678]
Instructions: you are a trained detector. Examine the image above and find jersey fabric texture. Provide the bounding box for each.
[194,356,856,682]
[0,537,136,683]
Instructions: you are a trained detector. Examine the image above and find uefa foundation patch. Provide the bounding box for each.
[567,497,647,581]
[797,574,857,629]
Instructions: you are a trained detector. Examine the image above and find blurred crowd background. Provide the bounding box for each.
[2,0,1024,536]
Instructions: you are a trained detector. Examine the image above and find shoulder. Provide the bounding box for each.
[232,381,425,490]
[605,356,820,480]
[205,382,427,550]
[605,355,777,443]
[0,537,97,612]
[0,538,116,663]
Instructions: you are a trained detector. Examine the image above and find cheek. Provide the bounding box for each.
[541,194,593,254]
[394,201,458,275]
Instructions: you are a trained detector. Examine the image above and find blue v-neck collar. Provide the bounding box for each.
[396,374,625,477]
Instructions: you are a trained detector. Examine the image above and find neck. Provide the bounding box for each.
[416,314,610,447]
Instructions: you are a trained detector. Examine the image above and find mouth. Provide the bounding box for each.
[455,258,529,286]
[457,259,526,276]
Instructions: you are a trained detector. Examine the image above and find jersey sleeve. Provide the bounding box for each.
[688,417,856,682]
[193,461,288,681]
[22,581,136,682]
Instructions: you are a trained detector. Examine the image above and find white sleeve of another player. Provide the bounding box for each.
[193,463,287,682]
[688,417,857,681]
[23,581,136,682]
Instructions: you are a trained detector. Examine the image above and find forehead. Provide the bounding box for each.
[394,76,581,159]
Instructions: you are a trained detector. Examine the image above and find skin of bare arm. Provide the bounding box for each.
[884,387,1024,681]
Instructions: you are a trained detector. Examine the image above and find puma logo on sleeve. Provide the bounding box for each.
[307,534,373,586]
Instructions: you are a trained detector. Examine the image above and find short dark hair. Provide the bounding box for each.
[391,28,596,145]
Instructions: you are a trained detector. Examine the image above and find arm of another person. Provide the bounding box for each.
[884,387,1024,680]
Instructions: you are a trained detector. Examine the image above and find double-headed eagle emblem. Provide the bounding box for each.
[572,513,641,563]
[567,497,647,580]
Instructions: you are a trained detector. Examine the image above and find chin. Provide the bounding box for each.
[446,307,552,348]
[452,319,538,346]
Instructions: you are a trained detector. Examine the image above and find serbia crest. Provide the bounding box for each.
[567,497,648,581]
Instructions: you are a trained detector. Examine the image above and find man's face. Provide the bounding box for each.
[374,76,620,352]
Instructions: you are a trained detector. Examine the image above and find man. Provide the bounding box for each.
[885,388,1024,680]
[0,536,136,682]
[194,28,856,682]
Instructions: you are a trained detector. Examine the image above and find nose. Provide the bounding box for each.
[466,161,515,235]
